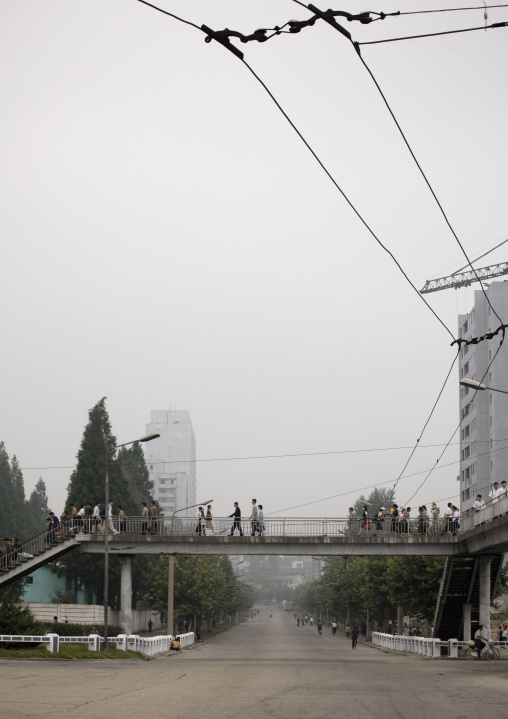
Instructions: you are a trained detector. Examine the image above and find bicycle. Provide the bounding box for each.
[465,641,500,661]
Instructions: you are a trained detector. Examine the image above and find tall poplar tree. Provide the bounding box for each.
[0,441,13,536]
[27,477,50,537]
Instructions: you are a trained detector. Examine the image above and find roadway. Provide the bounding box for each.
[1,607,507,719]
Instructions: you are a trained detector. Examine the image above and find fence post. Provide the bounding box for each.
[88,634,101,652]
[448,639,458,658]
[46,633,59,653]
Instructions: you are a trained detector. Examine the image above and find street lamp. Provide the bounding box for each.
[167,499,213,636]
[460,378,508,395]
[103,432,160,651]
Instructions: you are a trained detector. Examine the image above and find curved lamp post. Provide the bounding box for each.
[104,432,160,650]
[460,378,508,395]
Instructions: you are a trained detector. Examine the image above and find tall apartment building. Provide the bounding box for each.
[458,281,508,512]
[143,410,196,516]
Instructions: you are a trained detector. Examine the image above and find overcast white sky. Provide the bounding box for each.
[1,0,507,519]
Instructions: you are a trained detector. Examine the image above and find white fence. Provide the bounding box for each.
[372,632,448,657]
[0,632,194,656]
[372,632,508,659]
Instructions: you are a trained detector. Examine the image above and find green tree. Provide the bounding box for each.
[353,487,396,517]
[383,556,445,620]
[0,442,14,537]
[26,477,50,537]
[0,596,42,648]
[117,442,156,514]
[58,398,128,605]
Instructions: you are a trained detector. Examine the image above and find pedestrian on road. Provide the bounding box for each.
[351,626,359,649]
[332,621,337,635]
[250,499,259,536]
[317,621,322,635]
[148,619,153,633]
[309,617,314,626]
[141,502,149,535]
[229,502,243,536]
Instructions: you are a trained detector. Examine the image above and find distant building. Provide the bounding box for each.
[144,410,196,516]
[459,281,508,512]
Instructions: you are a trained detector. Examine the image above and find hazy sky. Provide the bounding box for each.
[1,1,507,519]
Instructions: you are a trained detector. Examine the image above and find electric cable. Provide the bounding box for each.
[392,348,460,493]
[134,0,456,338]
[403,338,505,504]
[356,21,508,45]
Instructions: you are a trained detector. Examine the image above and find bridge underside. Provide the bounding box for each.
[79,534,461,557]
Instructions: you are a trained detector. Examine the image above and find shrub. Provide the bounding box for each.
[41,622,125,637]
[0,597,44,649]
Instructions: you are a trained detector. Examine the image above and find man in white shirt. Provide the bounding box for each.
[474,624,490,659]
[473,494,485,511]
[489,482,504,503]
[92,502,100,534]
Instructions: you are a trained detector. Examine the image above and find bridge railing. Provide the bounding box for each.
[460,495,508,532]
[0,526,73,575]
[86,515,454,537]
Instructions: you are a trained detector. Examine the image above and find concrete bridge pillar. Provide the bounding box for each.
[478,556,492,638]
[462,603,472,641]
[119,555,133,635]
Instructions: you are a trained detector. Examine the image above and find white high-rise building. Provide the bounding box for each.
[458,281,508,512]
[144,410,196,516]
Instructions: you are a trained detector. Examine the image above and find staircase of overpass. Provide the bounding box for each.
[0,529,79,589]
[433,554,503,640]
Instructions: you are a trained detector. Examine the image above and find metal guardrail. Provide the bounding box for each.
[0,632,194,655]
[0,527,76,576]
[73,515,457,537]
[460,496,508,532]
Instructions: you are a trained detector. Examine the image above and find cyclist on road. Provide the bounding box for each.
[474,624,489,659]
[309,617,314,626]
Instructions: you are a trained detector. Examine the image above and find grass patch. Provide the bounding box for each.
[0,643,145,660]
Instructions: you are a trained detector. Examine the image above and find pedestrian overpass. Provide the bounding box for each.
[2,502,507,641]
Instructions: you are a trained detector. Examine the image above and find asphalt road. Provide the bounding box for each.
[2,608,507,719]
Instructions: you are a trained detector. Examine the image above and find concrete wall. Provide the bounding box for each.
[26,603,163,632]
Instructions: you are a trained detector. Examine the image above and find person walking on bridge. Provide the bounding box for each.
[229,502,243,536]
[250,499,259,536]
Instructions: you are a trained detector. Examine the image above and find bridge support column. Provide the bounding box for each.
[462,603,472,641]
[478,556,492,638]
[119,555,133,635]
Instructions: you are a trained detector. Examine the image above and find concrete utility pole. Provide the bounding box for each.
[167,555,175,636]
